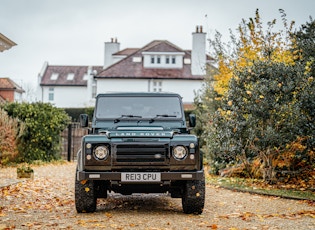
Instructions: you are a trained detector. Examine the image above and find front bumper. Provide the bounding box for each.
[77,170,204,181]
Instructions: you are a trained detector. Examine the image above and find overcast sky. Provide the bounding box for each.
[1,0,314,90]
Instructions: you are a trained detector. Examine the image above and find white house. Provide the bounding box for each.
[37,26,214,109]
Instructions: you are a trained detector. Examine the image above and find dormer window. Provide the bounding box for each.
[184,58,191,64]
[67,73,75,80]
[143,52,184,69]
[83,74,89,81]
[132,57,142,63]
[50,73,59,80]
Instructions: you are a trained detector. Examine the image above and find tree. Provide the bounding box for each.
[196,9,315,182]
[224,61,309,181]
[2,102,70,162]
[208,9,295,98]
[293,17,315,149]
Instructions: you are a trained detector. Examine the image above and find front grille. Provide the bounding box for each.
[113,142,169,165]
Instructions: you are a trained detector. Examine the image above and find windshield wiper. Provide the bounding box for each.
[114,115,142,123]
[149,114,176,123]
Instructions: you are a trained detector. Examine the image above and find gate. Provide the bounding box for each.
[61,123,88,161]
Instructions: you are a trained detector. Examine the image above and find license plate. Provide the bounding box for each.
[121,172,161,182]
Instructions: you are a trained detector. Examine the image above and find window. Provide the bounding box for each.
[143,52,184,68]
[50,73,59,80]
[67,73,75,80]
[153,80,162,92]
[95,96,182,119]
[48,88,54,101]
[166,56,170,64]
[172,56,176,64]
[83,74,89,81]
[132,57,142,63]
[184,58,191,64]
[150,56,162,64]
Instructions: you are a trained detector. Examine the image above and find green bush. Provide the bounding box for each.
[200,61,314,182]
[2,102,70,163]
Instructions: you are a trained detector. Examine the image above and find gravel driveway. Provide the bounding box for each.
[0,162,314,230]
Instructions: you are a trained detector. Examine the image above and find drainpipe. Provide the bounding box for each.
[148,79,152,92]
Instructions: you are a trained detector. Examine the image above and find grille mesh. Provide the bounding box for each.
[114,143,169,163]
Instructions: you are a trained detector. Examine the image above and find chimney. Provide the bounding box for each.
[191,25,206,76]
[104,38,120,69]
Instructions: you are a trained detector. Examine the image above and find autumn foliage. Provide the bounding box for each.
[0,108,24,165]
[195,9,315,186]
[1,102,70,163]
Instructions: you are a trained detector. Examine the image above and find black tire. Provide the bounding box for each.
[75,170,97,213]
[182,176,205,214]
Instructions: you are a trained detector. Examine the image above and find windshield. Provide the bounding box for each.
[95,96,183,119]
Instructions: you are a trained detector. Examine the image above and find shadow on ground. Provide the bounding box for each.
[96,193,183,214]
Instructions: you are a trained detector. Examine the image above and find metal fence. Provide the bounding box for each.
[61,123,88,161]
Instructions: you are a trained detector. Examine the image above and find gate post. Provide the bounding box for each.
[67,123,72,161]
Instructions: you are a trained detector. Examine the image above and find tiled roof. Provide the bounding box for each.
[114,48,138,56]
[40,65,103,86]
[97,40,204,80]
[40,40,213,86]
[142,40,184,52]
[0,78,24,93]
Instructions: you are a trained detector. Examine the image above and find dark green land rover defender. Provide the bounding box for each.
[75,92,205,214]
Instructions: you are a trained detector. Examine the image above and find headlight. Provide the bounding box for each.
[173,146,188,160]
[94,145,109,160]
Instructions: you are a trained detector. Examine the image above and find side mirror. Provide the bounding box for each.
[189,114,196,128]
[80,114,89,128]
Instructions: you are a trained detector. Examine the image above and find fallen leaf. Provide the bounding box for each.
[209,224,218,229]
[105,212,113,218]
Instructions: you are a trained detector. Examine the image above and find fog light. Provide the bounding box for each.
[189,154,195,160]
[86,155,92,160]
[181,174,193,179]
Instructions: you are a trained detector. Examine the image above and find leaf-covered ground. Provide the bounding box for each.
[0,162,314,229]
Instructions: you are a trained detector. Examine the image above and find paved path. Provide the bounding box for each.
[0,162,314,229]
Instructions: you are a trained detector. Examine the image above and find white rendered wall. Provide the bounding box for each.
[96,79,148,94]
[41,86,90,108]
[96,78,203,104]
[14,91,23,102]
[154,79,203,103]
